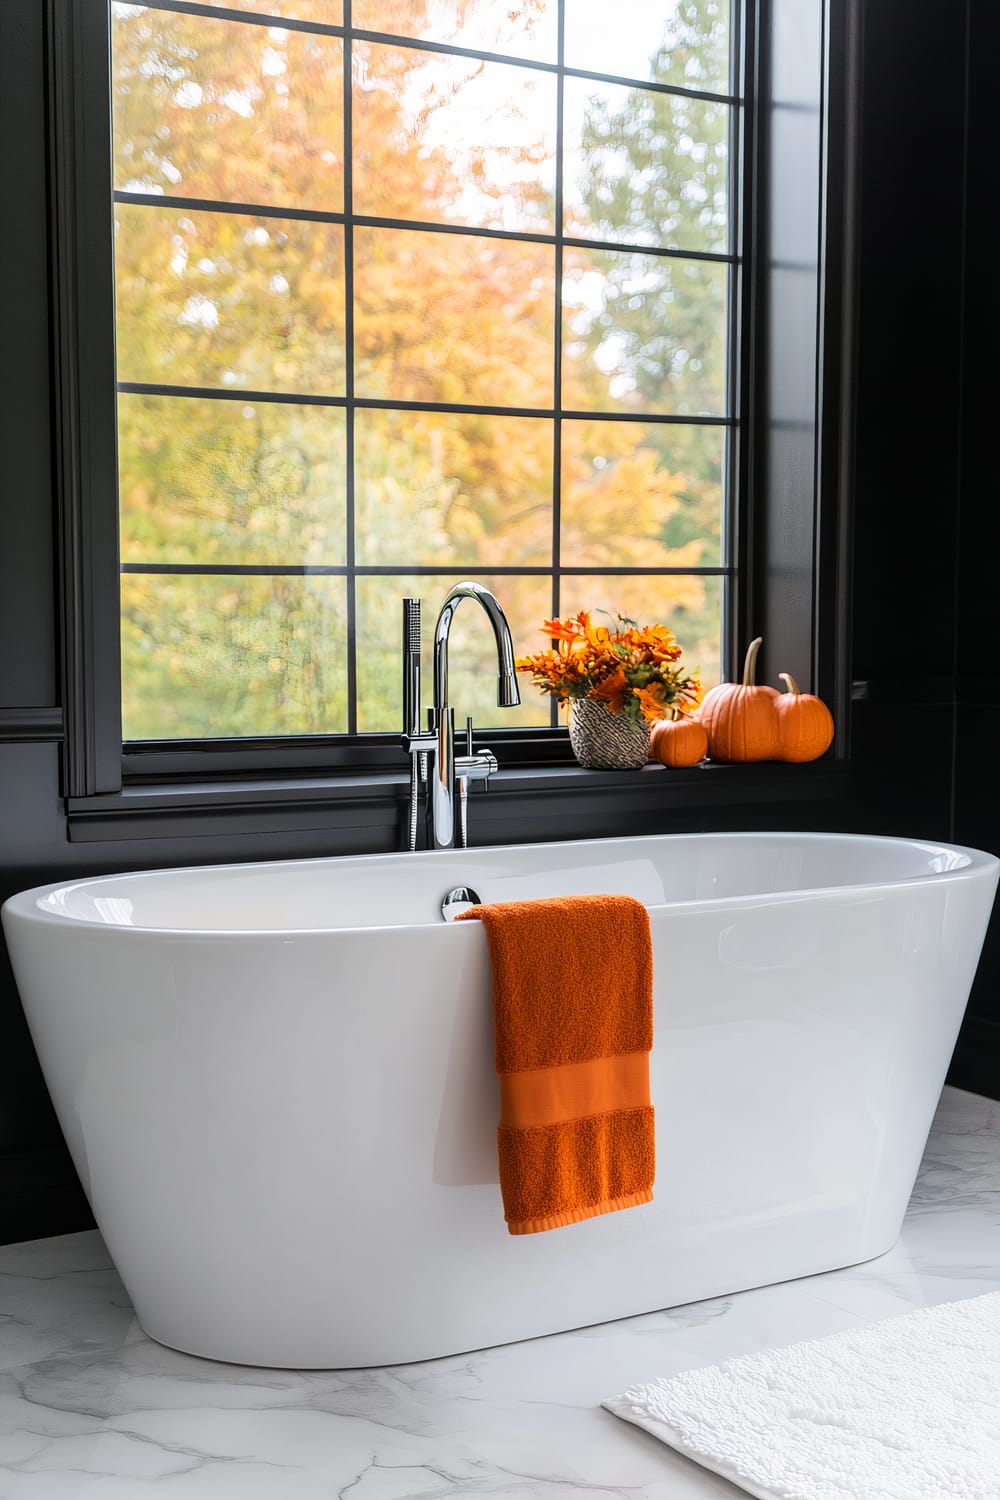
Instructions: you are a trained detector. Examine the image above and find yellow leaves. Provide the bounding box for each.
[113,7,345,211]
[353,227,555,408]
[561,437,703,568]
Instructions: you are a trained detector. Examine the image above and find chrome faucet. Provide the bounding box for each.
[401,583,520,850]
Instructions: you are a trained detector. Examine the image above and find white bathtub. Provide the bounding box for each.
[3,831,997,1368]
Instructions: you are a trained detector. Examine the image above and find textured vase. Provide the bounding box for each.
[569,698,650,770]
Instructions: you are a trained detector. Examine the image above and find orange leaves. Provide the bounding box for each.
[540,609,595,645]
[622,622,682,664]
[591,667,628,715]
[516,610,701,725]
[634,683,668,722]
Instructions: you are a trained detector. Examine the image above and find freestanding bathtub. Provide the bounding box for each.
[3,831,997,1368]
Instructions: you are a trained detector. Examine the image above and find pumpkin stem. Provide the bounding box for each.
[742,636,764,687]
[779,671,799,696]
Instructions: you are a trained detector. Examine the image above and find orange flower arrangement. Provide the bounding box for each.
[516,610,703,725]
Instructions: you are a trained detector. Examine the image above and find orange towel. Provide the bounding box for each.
[456,894,654,1235]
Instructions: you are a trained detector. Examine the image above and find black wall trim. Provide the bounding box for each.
[0,708,65,743]
[815,0,861,750]
[66,760,849,843]
[48,0,123,797]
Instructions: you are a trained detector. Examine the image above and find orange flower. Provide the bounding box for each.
[590,667,627,715]
[517,609,701,723]
[541,611,590,644]
[642,626,682,664]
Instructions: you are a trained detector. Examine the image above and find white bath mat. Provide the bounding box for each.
[604,1292,1000,1500]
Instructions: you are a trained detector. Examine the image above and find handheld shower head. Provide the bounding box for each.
[402,597,422,736]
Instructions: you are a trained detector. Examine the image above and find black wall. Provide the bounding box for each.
[0,0,995,1245]
[952,0,1000,1096]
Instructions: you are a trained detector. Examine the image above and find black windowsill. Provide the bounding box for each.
[65,758,850,843]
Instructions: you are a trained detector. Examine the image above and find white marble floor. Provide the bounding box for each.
[0,1085,997,1499]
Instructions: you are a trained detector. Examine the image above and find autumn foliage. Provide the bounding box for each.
[111,0,730,738]
[517,610,702,724]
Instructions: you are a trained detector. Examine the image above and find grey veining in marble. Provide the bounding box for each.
[0,1085,997,1498]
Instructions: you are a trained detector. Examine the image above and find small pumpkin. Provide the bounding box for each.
[698,637,780,762]
[650,711,708,768]
[774,672,834,762]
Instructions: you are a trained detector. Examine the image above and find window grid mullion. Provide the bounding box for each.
[132,1,740,109]
[343,0,357,735]
[549,0,567,727]
[112,191,737,267]
[722,0,744,674]
[120,564,734,577]
[117,383,734,425]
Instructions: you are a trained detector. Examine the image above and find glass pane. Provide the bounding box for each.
[558,574,722,690]
[563,77,728,254]
[353,43,556,233]
[112,7,343,212]
[355,574,552,731]
[354,227,554,407]
[114,1,343,22]
[119,394,347,565]
[121,574,348,738]
[114,204,346,393]
[564,0,730,94]
[355,410,552,565]
[561,419,723,568]
[562,246,728,416]
[353,1,557,62]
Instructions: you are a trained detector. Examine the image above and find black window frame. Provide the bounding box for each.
[50,0,858,839]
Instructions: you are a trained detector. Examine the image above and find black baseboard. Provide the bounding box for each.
[0,1146,94,1246]
[946,1016,1000,1102]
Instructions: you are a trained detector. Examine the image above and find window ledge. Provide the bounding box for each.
[65,759,850,844]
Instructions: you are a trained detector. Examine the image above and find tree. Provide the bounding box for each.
[112,0,729,737]
[563,0,731,684]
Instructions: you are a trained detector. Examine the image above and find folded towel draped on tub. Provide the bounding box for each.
[456,894,655,1235]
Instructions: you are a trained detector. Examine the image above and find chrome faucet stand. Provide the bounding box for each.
[401,583,520,851]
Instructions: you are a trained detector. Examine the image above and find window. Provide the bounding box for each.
[108,0,739,745]
[55,0,853,820]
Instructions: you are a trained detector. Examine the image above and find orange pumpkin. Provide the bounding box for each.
[650,712,708,768]
[698,637,780,762]
[774,672,834,762]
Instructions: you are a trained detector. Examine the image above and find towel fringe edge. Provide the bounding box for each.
[506,1188,654,1236]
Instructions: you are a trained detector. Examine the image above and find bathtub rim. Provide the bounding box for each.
[3,829,997,940]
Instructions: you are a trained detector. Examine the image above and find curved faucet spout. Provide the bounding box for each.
[433,581,521,713]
